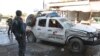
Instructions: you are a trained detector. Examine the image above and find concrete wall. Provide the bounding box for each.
[67,11,77,21]
[92,12,100,17]
[65,11,90,23]
[60,0,87,2]
[79,12,90,20]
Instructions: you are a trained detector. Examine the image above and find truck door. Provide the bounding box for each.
[35,19,48,39]
[47,19,65,43]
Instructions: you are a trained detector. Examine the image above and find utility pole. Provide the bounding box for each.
[43,0,45,9]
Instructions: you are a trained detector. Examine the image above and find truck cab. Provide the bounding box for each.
[33,17,69,44]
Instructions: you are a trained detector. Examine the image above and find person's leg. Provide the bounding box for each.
[15,33,26,56]
[21,35,26,56]
[20,39,26,56]
[8,27,10,35]
[17,36,26,56]
[16,37,23,56]
[8,27,11,40]
[14,35,22,56]
[8,27,14,42]
[9,27,13,42]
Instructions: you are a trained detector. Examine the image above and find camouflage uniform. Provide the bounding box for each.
[6,18,13,41]
[12,10,26,56]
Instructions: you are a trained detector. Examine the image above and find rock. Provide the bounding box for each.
[61,48,64,52]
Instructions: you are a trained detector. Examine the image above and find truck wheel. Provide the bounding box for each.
[68,38,84,53]
[27,32,36,43]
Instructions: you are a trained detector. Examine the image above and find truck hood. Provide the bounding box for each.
[91,23,100,29]
[71,24,96,32]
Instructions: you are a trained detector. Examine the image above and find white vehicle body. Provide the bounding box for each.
[26,16,100,44]
[26,15,100,53]
[27,17,67,44]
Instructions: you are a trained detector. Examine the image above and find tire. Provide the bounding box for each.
[26,14,36,27]
[68,38,84,53]
[27,31,36,43]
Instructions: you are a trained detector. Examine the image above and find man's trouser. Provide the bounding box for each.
[8,26,12,35]
[15,34,26,56]
[8,26,13,40]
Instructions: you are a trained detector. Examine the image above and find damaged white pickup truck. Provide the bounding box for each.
[26,15,100,53]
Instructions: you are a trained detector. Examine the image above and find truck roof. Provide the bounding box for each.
[36,11,60,17]
[37,17,66,20]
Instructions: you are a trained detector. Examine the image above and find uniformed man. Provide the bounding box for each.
[6,16,13,42]
[12,10,26,56]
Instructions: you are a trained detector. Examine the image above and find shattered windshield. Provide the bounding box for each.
[60,19,74,28]
[64,22,74,28]
[60,19,67,22]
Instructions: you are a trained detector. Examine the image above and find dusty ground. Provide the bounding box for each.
[0,27,100,56]
[0,41,100,56]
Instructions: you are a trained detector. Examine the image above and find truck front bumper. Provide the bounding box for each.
[84,37,100,45]
[93,38,100,45]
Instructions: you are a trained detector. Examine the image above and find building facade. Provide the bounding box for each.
[48,0,100,24]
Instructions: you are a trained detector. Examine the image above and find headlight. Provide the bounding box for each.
[96,29,100,32]
[95,29,100,39]
[97,32,100,39]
